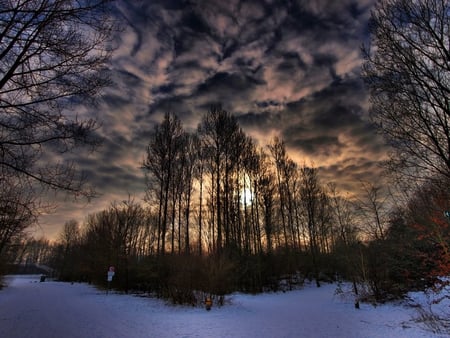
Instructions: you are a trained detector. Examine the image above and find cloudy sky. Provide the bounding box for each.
[38,0,388,240]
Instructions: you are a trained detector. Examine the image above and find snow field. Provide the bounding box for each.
[0,275,447,338]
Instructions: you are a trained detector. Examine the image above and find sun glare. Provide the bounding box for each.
[241,188,254,206]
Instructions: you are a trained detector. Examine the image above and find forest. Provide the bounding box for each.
[3,107,450,308]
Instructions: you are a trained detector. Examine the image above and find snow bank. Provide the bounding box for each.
[0,275,447,337]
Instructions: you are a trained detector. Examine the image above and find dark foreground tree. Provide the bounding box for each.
[363,0,450,182]
[0,0,115,197]
[0,180,36,257]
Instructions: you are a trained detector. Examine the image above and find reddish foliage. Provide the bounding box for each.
[411,211,450,280]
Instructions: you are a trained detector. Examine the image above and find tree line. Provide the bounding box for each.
[7,106,447,308]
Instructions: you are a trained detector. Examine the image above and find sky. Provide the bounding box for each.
[38,0,389,240]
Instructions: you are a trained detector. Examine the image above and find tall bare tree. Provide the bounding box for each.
[356,181,390,241]
[328,183,362,308]
[57,219,81,280]
[198,106,243,253]
[143,113,185,255]
[299,165,323,287]
[0,0,115,196]
[269,137,298,250]
[363,0,450,182]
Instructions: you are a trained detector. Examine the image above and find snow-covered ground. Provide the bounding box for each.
[0,275,448,338]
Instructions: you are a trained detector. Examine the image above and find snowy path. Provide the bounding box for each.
[0,275,443,338]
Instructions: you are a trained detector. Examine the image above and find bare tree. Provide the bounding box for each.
[355,181,390,241]
[363,0,450,182]
[198,106,243,253]
[193,134,206,256]
[0,180,37,256]
[143,113,185,255]
[256,151,276,254]
[21,237,53,266]
[299,165,323,287]
[0,0,115,197]
[328,183,362,308]
[57,219,81,280]
[268,137,290,250]
[179,133,197,255]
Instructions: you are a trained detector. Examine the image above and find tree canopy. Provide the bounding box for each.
[363,0,450,182]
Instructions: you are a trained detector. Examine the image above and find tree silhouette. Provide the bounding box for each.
[363,0,450,182]
[0,0,115,197]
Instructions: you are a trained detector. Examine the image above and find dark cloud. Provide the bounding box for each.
[297,135,343,157]
[40,0,384,239]
[277,52,308,72]
[320,156,384,192]
[238,110,281,130]
[196,72,265,99]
